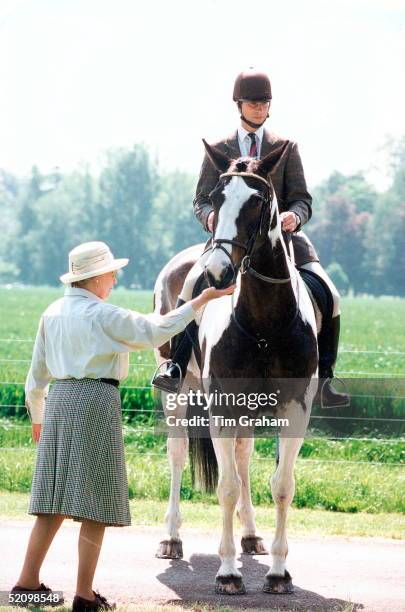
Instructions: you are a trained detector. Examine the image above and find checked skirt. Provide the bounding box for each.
[29,378,131,526]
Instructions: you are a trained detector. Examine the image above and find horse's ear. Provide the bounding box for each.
[202,139,231,173]
[257,141,290,177]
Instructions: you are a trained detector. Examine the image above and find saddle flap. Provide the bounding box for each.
[299,268,334,325]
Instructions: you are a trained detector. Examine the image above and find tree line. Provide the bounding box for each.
[1,139,404,295]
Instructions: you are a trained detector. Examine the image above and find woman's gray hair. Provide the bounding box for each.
[71,279,91,289]
[71,274,103,288]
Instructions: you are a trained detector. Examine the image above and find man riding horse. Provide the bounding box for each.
[153,67,348,408]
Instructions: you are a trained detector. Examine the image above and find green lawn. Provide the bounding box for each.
[1,492,403,539]
[0,444,403,514]
[0,287,154,386]
[1,288,405,381]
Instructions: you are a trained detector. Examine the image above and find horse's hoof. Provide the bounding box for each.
[215,575,246,595]
[155,539,183,559]
[241,535,269,555]
[263,570,294,594]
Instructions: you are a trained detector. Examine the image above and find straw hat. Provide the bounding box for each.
[60,241,129,284]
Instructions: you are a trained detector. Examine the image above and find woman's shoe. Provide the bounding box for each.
[72,590,116,611]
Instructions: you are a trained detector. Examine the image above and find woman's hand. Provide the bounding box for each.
[32,423,41,443]
[201,285,236,301]
[191,284,236,311]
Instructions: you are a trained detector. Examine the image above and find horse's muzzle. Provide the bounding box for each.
[204,265,234,289]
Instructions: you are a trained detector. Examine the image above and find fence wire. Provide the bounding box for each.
[1,340,404,468]
[0,446,403,467]
[1,338,405,356]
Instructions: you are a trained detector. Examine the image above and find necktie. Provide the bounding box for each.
[248,132,257,157]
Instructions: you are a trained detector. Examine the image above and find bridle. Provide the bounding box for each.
[205,171,299,351]
[208,172,292,285]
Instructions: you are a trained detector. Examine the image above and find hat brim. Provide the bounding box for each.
[237,97,271,102]
[60,258,129,284]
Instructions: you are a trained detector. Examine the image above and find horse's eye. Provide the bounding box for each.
[251,195,263,206]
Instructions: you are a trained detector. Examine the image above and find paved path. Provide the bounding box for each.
[1,521,404,611]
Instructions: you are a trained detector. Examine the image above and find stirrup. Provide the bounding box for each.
[151,360,183,394]
[319,376,350,409]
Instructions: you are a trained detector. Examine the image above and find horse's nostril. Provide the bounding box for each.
[204,268,215,288]
[221,267,235,287]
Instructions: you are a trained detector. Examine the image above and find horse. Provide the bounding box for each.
[153,140,318,595]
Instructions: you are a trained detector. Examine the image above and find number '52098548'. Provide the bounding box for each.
[8,592,62,604]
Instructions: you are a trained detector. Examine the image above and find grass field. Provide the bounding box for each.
[1,446,404,514]
[1,431,403,514]
[1,492,403,539]
[1,288,405,380]
[0,288,404,526]
[0,287,153,387]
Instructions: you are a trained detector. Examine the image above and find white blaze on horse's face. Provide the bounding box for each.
[204,177,257,284]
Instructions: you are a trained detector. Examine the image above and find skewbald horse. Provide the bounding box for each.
[153,140,318,595]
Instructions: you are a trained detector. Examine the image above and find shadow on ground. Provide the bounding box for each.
[157,552,363,610]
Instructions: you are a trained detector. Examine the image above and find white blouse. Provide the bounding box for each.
[25,287,195,424]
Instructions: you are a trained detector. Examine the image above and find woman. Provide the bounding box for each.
[11,241,234,611]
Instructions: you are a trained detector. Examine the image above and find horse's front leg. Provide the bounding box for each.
[212,435,245,595]
[235,436,268,555]
[156,391,189,559]
[263,399,311,594]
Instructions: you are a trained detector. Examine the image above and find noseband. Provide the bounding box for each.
[209,172,291,285]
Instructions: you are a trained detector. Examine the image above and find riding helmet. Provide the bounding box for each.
[233,68,272,102]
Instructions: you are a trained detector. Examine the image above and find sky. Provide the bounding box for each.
[1,0,405,189]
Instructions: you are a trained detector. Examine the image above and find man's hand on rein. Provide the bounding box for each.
[280,211,299,233]
[207,211,215,232]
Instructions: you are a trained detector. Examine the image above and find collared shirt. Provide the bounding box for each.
[25,287,195,424]
[237,125,264,158]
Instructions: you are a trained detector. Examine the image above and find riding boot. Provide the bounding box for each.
[316,314,349,408]
[151,298,194,393]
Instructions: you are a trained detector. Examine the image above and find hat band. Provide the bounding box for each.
[70,252,113,275]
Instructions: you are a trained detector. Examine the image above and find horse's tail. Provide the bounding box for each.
[187,400,218,493]
[188,435,218,494]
